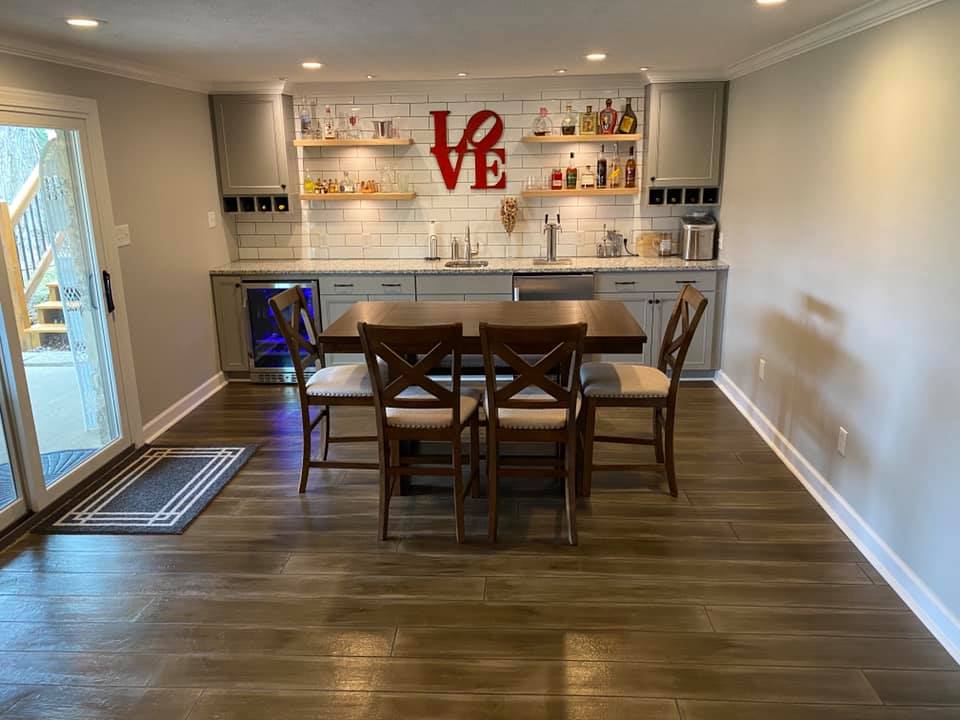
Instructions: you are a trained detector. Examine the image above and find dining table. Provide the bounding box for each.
[317,300,647,355]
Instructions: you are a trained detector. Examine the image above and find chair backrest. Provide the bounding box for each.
[657,284,709,390]
[480,322,587,427]
[268,285,323,394]
[357,322,464,430]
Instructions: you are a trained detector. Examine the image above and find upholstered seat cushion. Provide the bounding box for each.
[486,391,580,431]
[305,363,380,398]
[385,387,482,430]
[580,362,670,399]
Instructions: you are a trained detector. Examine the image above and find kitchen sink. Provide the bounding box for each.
[444,260,489,268]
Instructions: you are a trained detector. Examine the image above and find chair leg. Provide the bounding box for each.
[580,398,597,498]
[469,415,480,499]
[664,408,678,498]
[378,439,392,541]
[487,435,499,542]
[298,410,317,494]
[452,435,465,543]
[564,433,579,546]
[653,407,665,464]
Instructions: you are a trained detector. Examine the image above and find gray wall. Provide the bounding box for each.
[720,2,960,618]
[0,53,232,424]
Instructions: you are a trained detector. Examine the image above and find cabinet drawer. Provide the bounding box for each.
[596,271,717,294]
[417,273,513,296]
[318,274,414,295]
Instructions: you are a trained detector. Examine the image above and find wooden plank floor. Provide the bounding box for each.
[0,383,957,719]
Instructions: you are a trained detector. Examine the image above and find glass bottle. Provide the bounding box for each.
[625,146,637,188]
[341,170,355,193]
[561,105,578,136]
[322,104,337,139]
[565,152,578,189]
[581,164,596,189]
[617,98,638,135]
[599,98,618,135]
[580,105,597,135]
[596,144,608,189]
[551,167,564,190]
[532,107,553,136]
[608,147,622,188]
[299,106,312,136]
[303,173,315,194]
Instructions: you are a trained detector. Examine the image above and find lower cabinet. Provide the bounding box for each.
[319,292,415,364]
[211,275,250,373]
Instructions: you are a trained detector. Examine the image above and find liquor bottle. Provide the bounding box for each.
[300,106,312,136]
[565,152,578,189]
[608,147,622,188]
[303,173,316,194]
[551,167,564,190]
[580,105,597,135]
[598,99,618,134]
[625,147,637,188]
[581,164,596,189]
[596,145,608,189]
[341,170,355,193]
[561,105,578,136]
[322,104,337,139]
[617,98,638,134]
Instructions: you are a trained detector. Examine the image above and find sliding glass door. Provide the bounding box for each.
[0,104,133,527]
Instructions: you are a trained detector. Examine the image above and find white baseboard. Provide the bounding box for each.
[142,372,228,444]
[714,370,960,664]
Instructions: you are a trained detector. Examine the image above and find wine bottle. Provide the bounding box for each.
[617,98,638,134]
[625,146,637,188]
[566,152,578,189]
[596,145,608,189]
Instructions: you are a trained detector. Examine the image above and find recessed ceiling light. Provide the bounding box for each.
[554,68,568,74]
[457,72,469,77]
[640,66,650,72]
[366,74,376,79]
[756,0,786,5]
[65,17,102,28]
[301,61,324,70]
[585,52,607,62]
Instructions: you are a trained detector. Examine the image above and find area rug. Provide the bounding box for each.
[35,445,256,534]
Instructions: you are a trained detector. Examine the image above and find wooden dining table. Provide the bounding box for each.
[318,300,647,355]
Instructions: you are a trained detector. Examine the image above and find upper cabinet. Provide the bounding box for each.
[211,94,295,195]
[644,82,727,188]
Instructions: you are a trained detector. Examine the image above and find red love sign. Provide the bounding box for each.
[430,110,507,190]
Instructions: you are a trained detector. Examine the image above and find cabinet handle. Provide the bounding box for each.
[648,299,654,305]
[675,280,698,285]
[381,283,402,288]
[615,281,636,286]
[333,283,354,288]
[655,299,661,304]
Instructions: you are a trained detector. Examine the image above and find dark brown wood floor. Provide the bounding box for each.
[0,383,957,719]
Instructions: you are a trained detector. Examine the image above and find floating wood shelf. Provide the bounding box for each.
[521,134,641,144]
[299,192,417,201]
[294,137,414,148]
[521,188,639,198]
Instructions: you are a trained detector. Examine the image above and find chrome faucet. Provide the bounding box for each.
[543,213,562,262]
[464,222,479,258]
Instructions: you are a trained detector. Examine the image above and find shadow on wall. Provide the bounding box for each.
[750,293,871,485]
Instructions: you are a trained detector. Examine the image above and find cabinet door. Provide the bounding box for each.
[653,291,716,371]
[595,293,655,366]
[645,82,726,187]
[212,94,290,195]
[319,294,367,365]
[211,276,250,372]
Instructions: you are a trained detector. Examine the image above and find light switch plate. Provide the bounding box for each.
[837,427,848,457]
[207,211,218,229]
[115,224,131,247]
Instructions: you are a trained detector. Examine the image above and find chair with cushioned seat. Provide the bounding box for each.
[480,322,586,545]
[578,284,708,498]
[270,286,381,493]
[358,322,481,543]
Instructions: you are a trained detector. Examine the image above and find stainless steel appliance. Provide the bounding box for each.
[242,280,320,383]
[680,213,718,261]
[513,273,595,301]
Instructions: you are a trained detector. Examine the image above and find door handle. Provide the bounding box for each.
[334,283,354,289]
[380,283,402,288]
[102,271,115,314]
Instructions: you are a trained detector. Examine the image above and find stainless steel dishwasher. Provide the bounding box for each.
[512,273,595,301]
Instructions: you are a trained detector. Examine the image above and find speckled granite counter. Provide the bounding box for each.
[211,256,728,276]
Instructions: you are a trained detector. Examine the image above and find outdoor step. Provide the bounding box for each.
[25,322,67,335]
[35,300,63,311]
[46,281,60,301]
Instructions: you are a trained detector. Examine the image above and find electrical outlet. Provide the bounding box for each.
[207,211,218,229]
[837,427,848,457]
[114,224,131,247]
[758,358,766,381]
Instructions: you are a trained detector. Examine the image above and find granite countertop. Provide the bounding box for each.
[211,256,728,276]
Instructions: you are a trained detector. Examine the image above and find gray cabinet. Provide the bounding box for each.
[652,291,716,371]
[319,291,415,365]
[211,94,294,195]
[596,292,655,366]
[211,275,249,373]
[644,82,727,188]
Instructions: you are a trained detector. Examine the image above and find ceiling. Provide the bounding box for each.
[0,0,876,89]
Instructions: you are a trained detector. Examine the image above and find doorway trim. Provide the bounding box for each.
[0,86,143,510]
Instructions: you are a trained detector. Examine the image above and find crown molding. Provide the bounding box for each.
[727,0,946,79]
[644,68,726,84]
[209,80,290,95]
[0,36,210,93]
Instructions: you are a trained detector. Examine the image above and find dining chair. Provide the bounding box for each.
[480,322,587,545]
[358,322,481,543]
[269,286,380,493]
[578,284,708,497]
